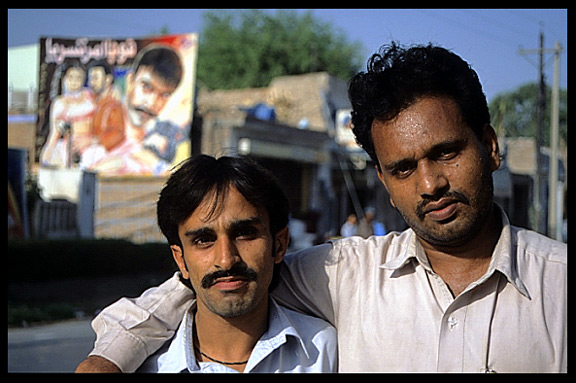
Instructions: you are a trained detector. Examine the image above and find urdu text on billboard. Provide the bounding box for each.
[37,34,198,177]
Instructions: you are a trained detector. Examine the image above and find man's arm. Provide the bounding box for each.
[75,356,121,373]
[272,243,337,324]
[76,272,195,373]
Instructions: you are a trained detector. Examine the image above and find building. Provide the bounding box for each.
[501,137,567,239]
[195,72,405,248]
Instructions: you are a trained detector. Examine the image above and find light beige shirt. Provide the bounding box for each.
[90,207,567,372]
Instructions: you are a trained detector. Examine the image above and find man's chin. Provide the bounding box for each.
[128,109,153,127]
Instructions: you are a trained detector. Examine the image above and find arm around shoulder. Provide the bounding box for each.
[272,243,337,324]
[86,272,195,372]
[75,356,121,373]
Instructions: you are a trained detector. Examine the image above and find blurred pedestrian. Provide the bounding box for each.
[357,208,375,238]
[340,213,357,237]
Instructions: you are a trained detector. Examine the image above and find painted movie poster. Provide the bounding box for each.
[37,34,198,176]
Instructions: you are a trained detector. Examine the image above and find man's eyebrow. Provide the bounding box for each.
[428,138,467,155]
[229,217,265,230]
[382,138,467,172]
[183,227,215,239]
[383,158,416,173]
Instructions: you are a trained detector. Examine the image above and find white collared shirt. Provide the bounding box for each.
[275,205,566,372]
[90,206,566,372]
[137,298,337,373]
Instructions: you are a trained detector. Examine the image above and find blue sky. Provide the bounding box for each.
[8,9,567,101]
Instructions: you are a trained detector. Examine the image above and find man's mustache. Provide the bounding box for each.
[133,106,157,119]
[201,264,258,289]
[415,190,470,220]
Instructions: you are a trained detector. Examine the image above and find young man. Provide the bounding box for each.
[78,43,566,372]
[77,155,337,373]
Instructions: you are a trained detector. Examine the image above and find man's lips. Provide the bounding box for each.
[211,277,250,291]
[133,107,156,120]
[422,199,460,222]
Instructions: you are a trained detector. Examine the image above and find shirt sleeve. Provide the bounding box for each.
[272,243,339,325]
[88,272,195,372]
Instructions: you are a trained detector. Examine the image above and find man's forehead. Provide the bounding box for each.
[186,186,268,226]
[372,97,470,160]
[133,66,177,91]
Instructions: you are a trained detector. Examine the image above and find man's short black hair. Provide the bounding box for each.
[157,154,290,249]
[133,44,183,90]
[348,42,490,167]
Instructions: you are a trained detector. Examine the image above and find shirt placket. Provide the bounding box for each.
[428,271,501,372]
[436,296,469,372]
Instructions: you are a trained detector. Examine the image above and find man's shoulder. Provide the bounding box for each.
[273,300,336,339]
[284,232,410,272]
[512,225,567,266]
[327,230,413,265]
[331,230,411,248]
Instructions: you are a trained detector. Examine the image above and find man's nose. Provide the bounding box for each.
[417,160,449,199]
[141,92,158,109]
[214,236,241,270]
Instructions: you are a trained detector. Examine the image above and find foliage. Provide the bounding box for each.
[197,10,364,89]
[489,82,567,147]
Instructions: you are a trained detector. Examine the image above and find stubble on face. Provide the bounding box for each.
[373,96,498,248]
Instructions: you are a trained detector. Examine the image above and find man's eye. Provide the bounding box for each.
[438,150,458,161]
[235,228,258,240]
[193,237,214,248]
[391,166,414,179]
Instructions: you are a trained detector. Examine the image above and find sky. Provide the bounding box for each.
[7,8,567,102]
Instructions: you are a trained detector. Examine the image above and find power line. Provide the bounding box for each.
[518,31,563,238]
[416,9,522,49]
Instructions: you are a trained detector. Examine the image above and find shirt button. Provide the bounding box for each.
[447,316,458,330]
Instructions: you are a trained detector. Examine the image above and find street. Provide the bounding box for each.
[8,319,95,373]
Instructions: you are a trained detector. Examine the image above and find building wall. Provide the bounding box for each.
[8,44,39,91]
[95,177,168,243]
[8,116,37,171]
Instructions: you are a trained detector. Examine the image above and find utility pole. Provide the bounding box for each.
[548,41,563,240]
[518,31,557,236]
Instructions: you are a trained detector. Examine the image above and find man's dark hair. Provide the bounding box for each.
[87,59,114,76]
[133,44,183,89]
[157,154,290,249]
[348,42,490,167]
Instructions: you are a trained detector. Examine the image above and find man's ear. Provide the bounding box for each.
[376,165,396,208]
[273,226,290,264]
[170,245,189,279]
[482,124,501,172]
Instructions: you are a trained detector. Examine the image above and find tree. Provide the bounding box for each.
[196,10,364,90]
[489,82,567,147]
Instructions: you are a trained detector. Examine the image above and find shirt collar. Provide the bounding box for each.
[153,302,195,373]
[381,204,530,299]
[260,298,311,359]
[485,205,531,299]
[161,298,310,373]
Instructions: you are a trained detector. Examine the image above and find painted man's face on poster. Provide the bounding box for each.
[125,66,177,128]
[37,34,198,176]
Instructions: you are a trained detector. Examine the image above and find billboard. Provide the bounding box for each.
[335,109,357,149]
[37,34,198,176]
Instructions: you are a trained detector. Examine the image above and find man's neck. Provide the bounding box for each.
[193,296,269,372]
[418,205,503,297]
